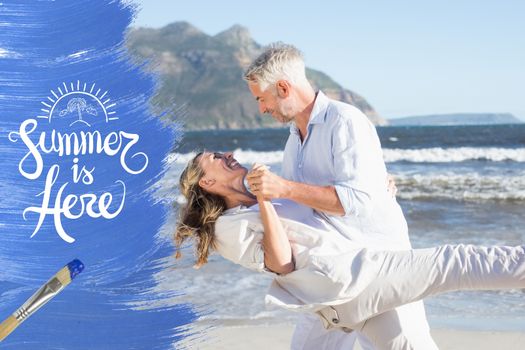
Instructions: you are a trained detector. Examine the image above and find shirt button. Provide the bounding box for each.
[298,164,302,169]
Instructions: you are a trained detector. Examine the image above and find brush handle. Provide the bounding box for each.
[0,315,19,342]
[0,259,83,342]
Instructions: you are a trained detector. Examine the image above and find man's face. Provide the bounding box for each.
[248,82,294,123]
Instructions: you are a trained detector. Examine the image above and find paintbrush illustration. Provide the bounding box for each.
[0,259,84,341]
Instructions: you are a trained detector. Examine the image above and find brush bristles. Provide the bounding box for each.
[54,266,72,286]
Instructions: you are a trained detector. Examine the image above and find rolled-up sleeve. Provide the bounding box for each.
[214,214,274,275]
[332,112,379,217]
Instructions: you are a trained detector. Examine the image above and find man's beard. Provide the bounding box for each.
[273,111,294,123]
[273,101,295,123]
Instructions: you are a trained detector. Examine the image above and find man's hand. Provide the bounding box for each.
[386,174,398,198]
[247,163,290,200]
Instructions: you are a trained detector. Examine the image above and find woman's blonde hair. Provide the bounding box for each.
[174,153,227,268]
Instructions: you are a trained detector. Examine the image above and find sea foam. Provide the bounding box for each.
[169,147,525,165]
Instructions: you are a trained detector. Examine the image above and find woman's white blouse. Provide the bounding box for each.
[214,199,383,312]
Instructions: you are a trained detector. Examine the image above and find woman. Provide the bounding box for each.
[175,151,525,349]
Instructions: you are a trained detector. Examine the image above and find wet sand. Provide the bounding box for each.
[180,324,525,350]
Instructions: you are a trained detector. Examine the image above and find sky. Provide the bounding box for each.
[133,0,524,120]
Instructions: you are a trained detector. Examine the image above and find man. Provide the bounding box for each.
[244,43,438,350]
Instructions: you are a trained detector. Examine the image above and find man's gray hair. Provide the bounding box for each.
[243,42,308,91]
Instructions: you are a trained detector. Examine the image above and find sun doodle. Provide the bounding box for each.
[37,81,118,127]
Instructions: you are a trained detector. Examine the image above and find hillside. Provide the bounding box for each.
[126,22,385,129]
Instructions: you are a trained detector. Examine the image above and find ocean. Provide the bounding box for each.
[158,124,525,332]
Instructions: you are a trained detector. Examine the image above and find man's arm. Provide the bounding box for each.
[247,167,396,216]
[247,112,397,216]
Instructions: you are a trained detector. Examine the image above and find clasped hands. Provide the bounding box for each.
[246,163,290,200]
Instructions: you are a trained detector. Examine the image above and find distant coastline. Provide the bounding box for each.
[180,114,523,132]
[388,113,523,126]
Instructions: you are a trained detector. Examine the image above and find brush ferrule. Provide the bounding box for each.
[13,277,64,322]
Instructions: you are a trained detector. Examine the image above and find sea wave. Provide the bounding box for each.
[169,147,525,165]
[383,147,525,163]
[165,149,524,202]
[396,173,525,201]
[168,149,285,165]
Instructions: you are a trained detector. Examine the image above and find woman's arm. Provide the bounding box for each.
[257,198,295,275]
[251,163,295,274]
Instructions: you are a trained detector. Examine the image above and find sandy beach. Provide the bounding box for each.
[181,324,525,350]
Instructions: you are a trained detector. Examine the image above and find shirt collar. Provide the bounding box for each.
[308,90,329,125]
[289,90,329,135]
[223,205,246,215]
[222,202,257,215]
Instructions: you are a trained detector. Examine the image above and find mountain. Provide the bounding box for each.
[126,22,385,129]
[388,113,523,126]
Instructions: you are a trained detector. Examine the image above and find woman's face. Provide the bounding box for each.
[197,152,246,190]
